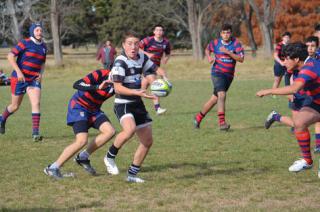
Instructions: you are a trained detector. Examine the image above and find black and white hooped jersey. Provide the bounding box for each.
[111,52,157,103]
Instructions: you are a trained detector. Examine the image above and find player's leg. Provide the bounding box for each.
[105,104,136,175]
[126,125,153,183]
[216,75,232,131]
[145,74,166,115]
[289,106,320,172]
[265,110,294,129]
[0,79,26,134]
[314,122,320,153]
[44,123,89,179]
[272,63,284,89]
[76,115,115,175]
[26,82,42,141]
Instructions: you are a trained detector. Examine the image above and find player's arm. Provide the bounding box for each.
[273,46,283,65]
[113,82,155,99]
[162,54,170,65]
[7,52,24,82]
[220,47,244,63]
[256,81,304,97]
[205,46,215,64]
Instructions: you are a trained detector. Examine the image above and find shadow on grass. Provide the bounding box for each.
[1,201,103,212]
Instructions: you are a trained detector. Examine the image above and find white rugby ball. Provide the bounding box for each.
[150,79,171,97]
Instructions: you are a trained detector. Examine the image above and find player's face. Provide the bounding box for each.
[122,36,140,59]
[220,30,231,42]
[154,27,164,38]
[282,35,290,45]
[33,27,43,40]
[283,56,299,70]
[306,41,317,56]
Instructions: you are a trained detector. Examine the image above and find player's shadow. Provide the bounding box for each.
[1,201,103,212]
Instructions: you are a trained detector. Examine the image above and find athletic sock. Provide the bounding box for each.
[295,130,313,165]
[1,107,13,122]
[49,162,60,169]
[32,113,41,135]
[107,144,119,159]
[218,112,225,125]
[273,113,281,122]
[315,134,320,149]
[195,111,205,123]
[128,164,140,176]
[154,104,160,111]
[79,150,90,160]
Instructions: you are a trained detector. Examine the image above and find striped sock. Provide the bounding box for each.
[107,144,119,159]
[195,112,205,123]
[295,130,313,164]
[315,134,320,149]
[273,113,281,122]
[128,164,140,176]
[218,112,225,125]
[32,113,41,135]
[154,104,160,111]
[1,107,13,122]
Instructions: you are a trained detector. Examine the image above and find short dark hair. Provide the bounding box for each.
[282,42,308,61]
[153,24,164,30]
[282,31,291,37]
[122,30,140,43]
[221,24,232,32]
[306,36,319,47]
[315,24,320,32]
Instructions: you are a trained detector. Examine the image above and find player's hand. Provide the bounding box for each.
[256,89,271,97]
[135,89,156,99]
[17,71,25,82]
[208,56,215,64]
[36,74,42,83]
[287,95,293,102]
[219,47,229,54]
[163,78,172,89]
[98,79,112,90]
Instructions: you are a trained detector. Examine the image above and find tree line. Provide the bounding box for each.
[0,0,319,66]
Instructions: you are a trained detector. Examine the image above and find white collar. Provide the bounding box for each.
[30,37,43,45]
[221,39,231,45]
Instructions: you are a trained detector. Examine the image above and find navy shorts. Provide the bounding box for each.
[10,78,41,96]
[114,101,152,129]
[273,61,286,77]
[284,72,292,86]
[67,99,110,134]
[211,74,233,96]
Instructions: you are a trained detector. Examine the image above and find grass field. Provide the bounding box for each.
[0,49,320,211]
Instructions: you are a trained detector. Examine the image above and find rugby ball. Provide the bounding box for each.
[150,79,171,97]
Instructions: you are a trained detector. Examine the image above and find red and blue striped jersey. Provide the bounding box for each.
[207,37,244,78]
[71,69,114,111]
[295,58,320,105]
[11,38,47,81]
[139,36,171,66]
[275,42,286,61]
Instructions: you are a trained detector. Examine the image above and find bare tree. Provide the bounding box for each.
[247,0,281,56]
[50,0,63,66]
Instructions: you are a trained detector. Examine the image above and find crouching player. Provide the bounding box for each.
[44,69,115,179]
[257,42,320,172]
[264,36,320,153]
[104,31,164,183]
[0,70,11,86]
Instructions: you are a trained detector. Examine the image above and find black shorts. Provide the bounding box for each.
[303,102,320,114]
[274,61,286,77]
[114,101,152,129]
[211,74,233,96]
[71,114,110,135]
[284,72,292,86]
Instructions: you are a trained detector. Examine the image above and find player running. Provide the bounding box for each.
[44,69,115,179]
[193,24,244,131]
[0,23,47,141]
[257,42,320,172]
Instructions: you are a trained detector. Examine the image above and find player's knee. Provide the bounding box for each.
[293,120,306,131]
[217,92,226,100]
[144,139,153,148]
[76,138,88,148]
[122,129,135,140]
[10,104,20,112]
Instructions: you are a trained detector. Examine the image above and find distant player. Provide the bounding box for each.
[314,24,320,57]
[44,69,115,179]
[0,70,11,86]
[272,32,291,89]
[139,24,171,115]
[264,36,320,153]
[0,23,47,141]
[104,31,168,183]
[193,24,244,131]
[257,42,320,172]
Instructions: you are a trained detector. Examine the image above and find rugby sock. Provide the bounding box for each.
[107,144,119,159]
[79,150,90,160]
[295,130,313,165]
[195,112,205,123]
[218,112,225,125]
[32,113,41,135]
[154,104,160,111]
[1,107,13,122]
[49,162,60,169]
[315,133,320,149]
[273,113,281,122]
[128,164,140,176]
